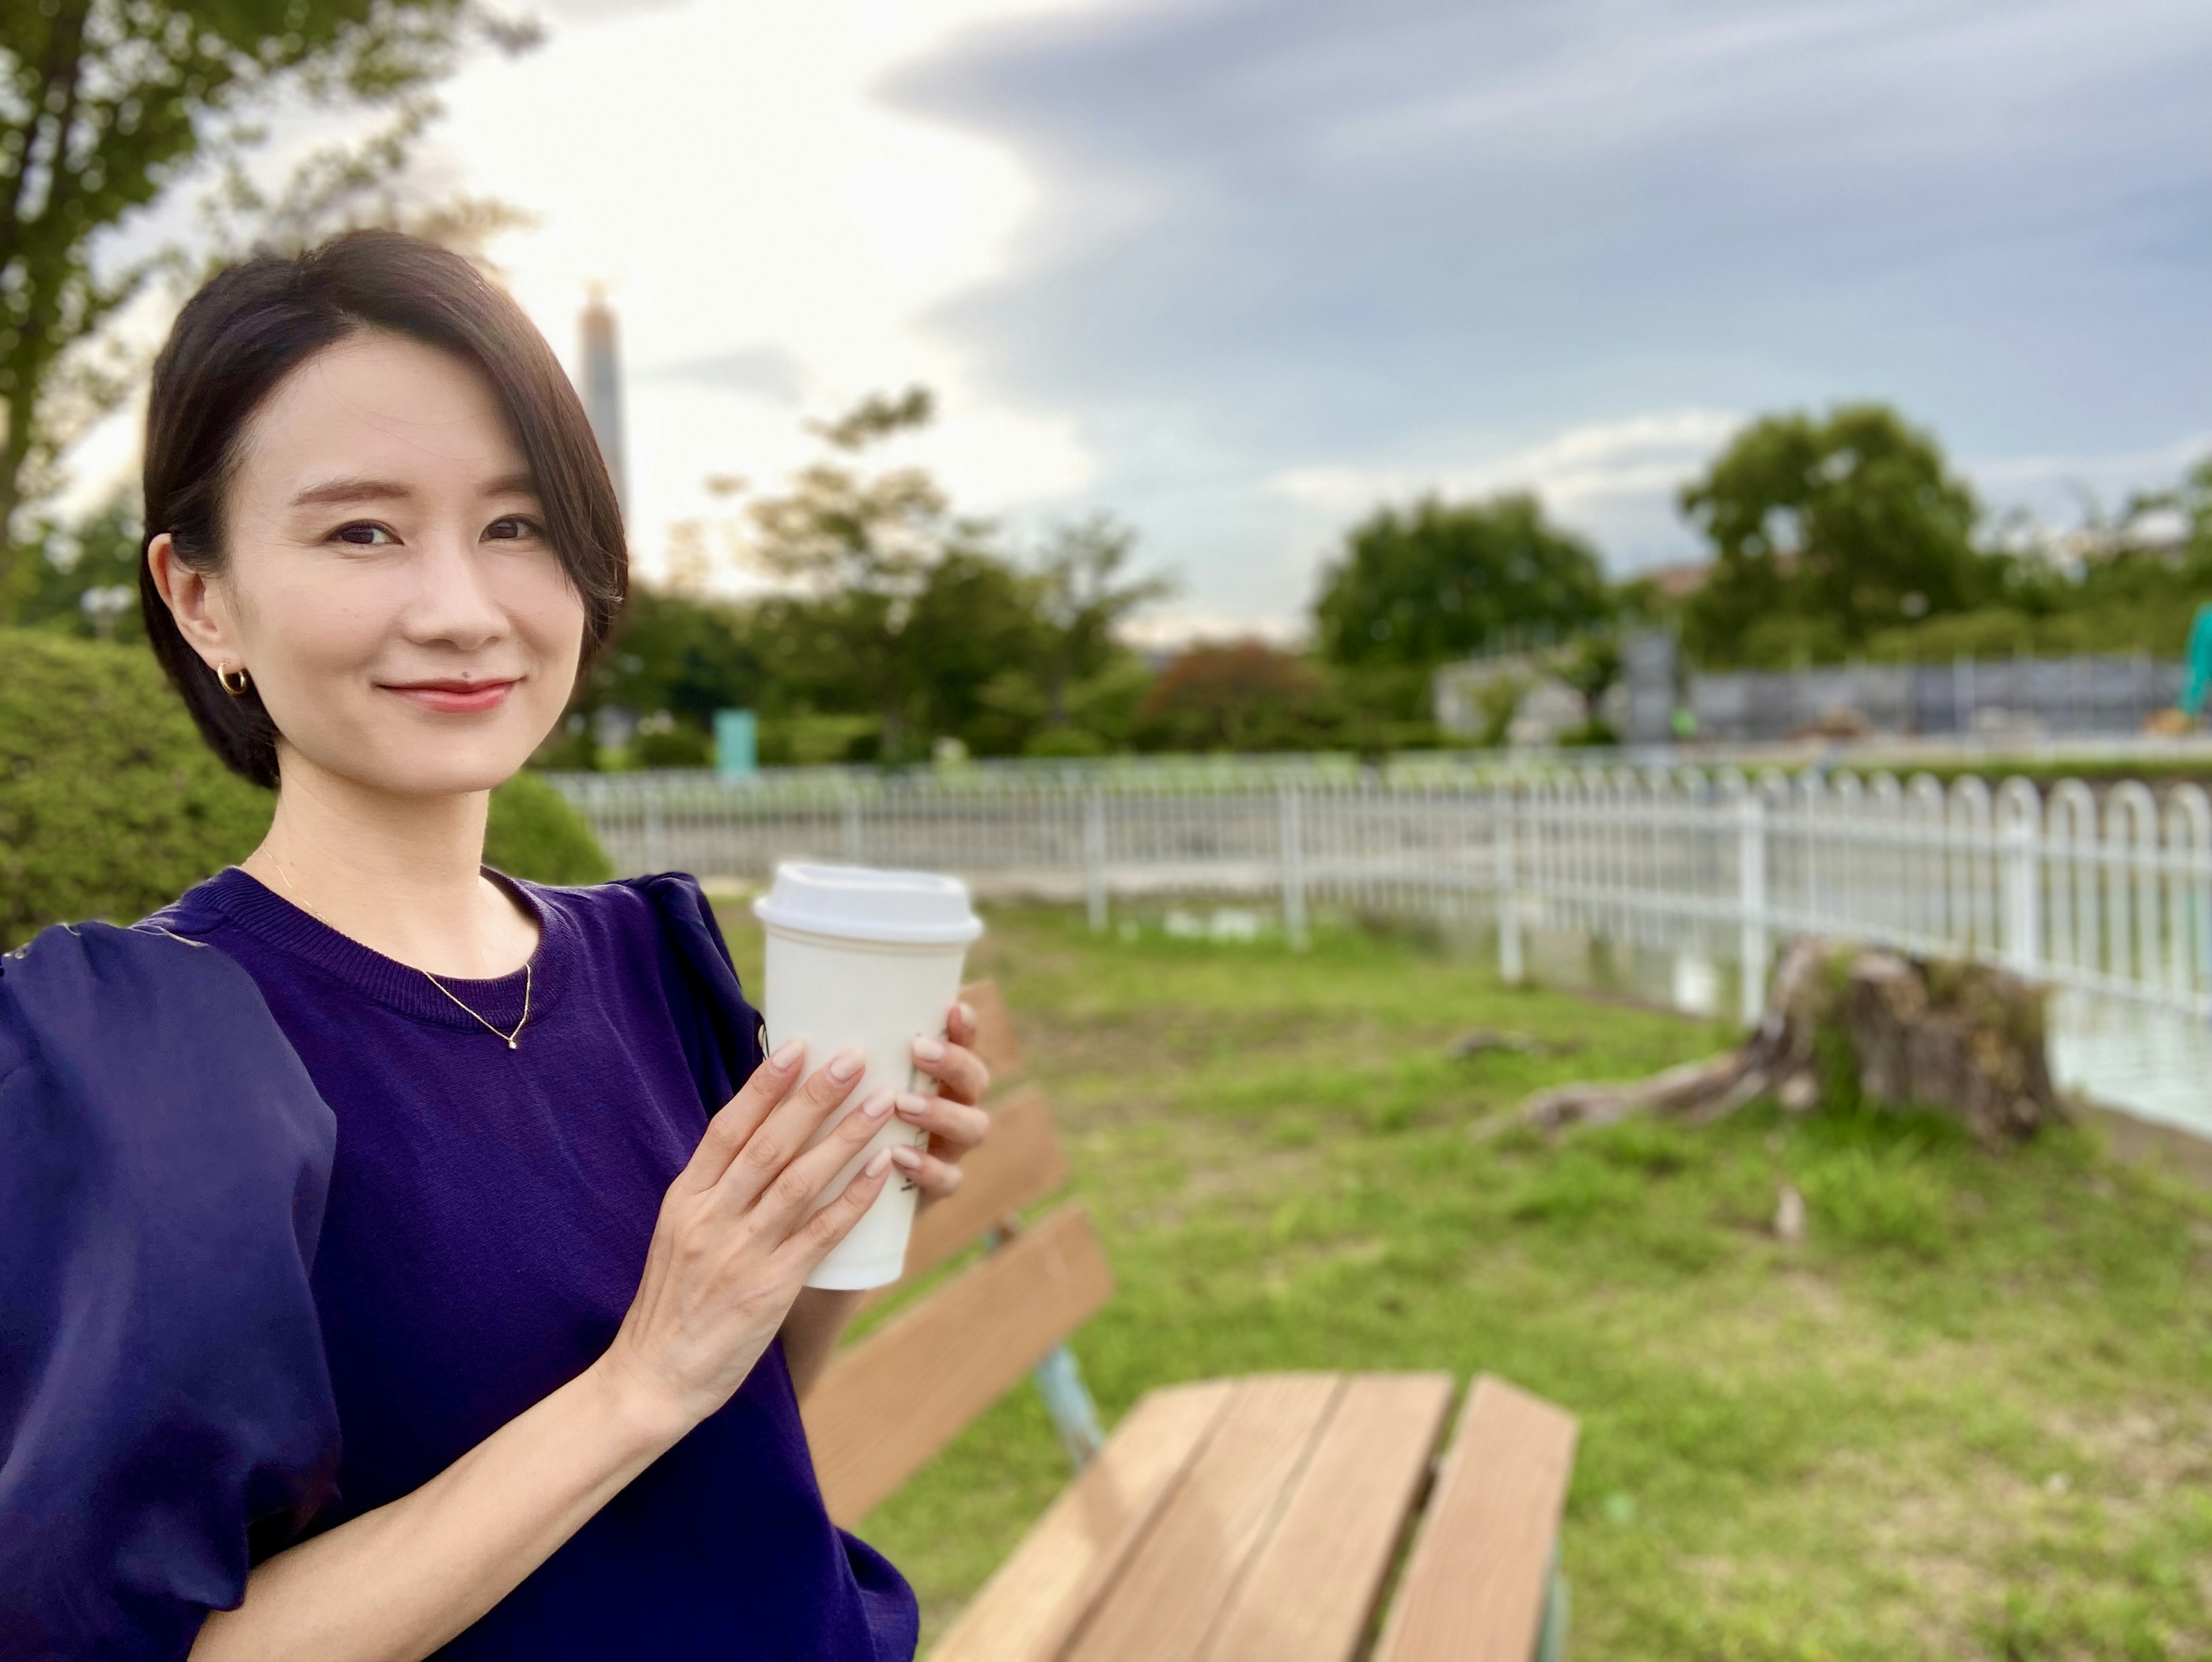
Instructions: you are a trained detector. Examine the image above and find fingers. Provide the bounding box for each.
[893,1091,990,1157]
[774,1147,896,1269]
[675,1036,806,1195]
[891,1144,964,1202]
[751,1085,899,1233]
[718,1047,867,1209]
[946,998,979,1053]
[911,1031,990,1107]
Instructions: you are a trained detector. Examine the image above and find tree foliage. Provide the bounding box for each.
[1679,404,1991,667]
[1315,492,1609,669]
[12,490,141,640]
[1134,641,1343,752]
[728,385,997,760]
[0,0,529,601]
[1030,513,1174,725]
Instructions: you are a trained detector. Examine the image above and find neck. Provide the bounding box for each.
[243,749,538,979]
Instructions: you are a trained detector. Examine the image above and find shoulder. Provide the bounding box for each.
[505,872,763,1100]
[2,917,331,1155]
[506,870,736,969]
[138,866,247,944]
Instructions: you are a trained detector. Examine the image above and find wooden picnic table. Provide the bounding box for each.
[933,1369,1575,1662]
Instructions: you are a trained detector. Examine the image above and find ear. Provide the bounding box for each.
[146,533,240,671]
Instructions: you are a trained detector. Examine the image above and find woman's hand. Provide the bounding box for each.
[600,1042,896,1437]
[891,998,994,1204]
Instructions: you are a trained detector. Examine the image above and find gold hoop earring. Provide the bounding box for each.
[218,662,252,696]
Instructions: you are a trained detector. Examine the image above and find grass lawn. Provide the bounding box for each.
[714,902,2212,1660]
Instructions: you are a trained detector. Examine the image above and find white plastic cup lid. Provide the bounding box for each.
[752,862,983,946]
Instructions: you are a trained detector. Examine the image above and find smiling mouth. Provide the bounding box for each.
[381,678,520,715]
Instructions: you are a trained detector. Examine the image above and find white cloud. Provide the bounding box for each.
[1267,408,1745,573]
[1964,433,2212,524]
[425,0,1105,583]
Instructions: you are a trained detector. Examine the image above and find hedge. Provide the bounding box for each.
[1,631,611,948]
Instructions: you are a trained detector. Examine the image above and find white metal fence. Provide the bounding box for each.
[551,767,2212,1033]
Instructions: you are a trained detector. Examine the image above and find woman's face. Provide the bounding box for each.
[157,329,586,798]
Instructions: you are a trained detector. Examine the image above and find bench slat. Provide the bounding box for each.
[959,978,1027,1081]
[1063,1373,1342,1662]
[1370,1375,1579,1662]
[882,1084,1067,1295]
[931,1380,1236,1662]
[803,1202,1113,1527]
[1201,1372,1455,1662]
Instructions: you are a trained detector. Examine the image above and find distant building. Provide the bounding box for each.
[1640,559,1711,601]
[578,287,627,515]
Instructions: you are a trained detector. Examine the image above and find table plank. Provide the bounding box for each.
[861,1085,1069,1312]
[959,978,1027,1081]
[1200,1372,1455,1662]
[1369,1375,1579,1662]
[1063,1374,1343,1662]
[803,1203,1113,1526]
[931,1381,1236,1662]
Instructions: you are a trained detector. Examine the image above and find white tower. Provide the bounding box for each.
[579,286,628,515]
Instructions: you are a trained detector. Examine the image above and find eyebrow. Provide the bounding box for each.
[290,471,541,509]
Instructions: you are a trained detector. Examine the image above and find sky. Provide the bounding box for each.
[72,0,2212,641]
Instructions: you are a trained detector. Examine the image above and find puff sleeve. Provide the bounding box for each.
[0,923,339,1661]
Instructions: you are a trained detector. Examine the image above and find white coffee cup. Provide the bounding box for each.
[753,862,984,1290]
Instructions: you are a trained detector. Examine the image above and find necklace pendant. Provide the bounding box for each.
[507,1038,518,1050]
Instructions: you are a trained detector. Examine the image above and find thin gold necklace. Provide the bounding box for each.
[268,855,532,1050]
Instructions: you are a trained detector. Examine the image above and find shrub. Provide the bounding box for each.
[1,631,272,947]
[0,631,613,945]
[484,770,613,885]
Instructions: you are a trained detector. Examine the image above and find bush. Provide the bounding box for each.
[0,631,613,945]
[484,771,613,885]
[1022,724,1109,759]
[0,631,272,948]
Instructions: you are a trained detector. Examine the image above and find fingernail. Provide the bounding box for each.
[893,1092,932,1119]
[769,1037,804,1070]
[912,1036,945,1064]
[859,1090,895,1120]
[957,1001,976,1029]
[891,1145,924,1171]
[863,1149,893,1178]
[828,1048,866,1082]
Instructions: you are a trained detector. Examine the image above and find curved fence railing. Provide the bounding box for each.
[549,767,2212,1033]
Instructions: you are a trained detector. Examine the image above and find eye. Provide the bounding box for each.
[333,521,397,546]
[484,515,545,543]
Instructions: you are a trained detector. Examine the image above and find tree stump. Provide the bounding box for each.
[1518,940,2067,1147]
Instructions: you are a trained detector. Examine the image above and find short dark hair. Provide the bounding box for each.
[138,229,627,789]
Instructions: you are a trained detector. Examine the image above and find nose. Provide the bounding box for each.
[403,527,509,653]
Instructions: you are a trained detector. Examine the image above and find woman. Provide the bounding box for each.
[0,230,988,1661]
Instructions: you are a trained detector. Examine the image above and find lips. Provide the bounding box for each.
[382,678,518,715]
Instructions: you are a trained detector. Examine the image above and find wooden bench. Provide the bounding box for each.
[802,982,1578,1661]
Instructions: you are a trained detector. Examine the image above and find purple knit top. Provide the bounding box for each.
[153,866,917,1661]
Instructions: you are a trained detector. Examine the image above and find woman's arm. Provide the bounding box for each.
[190,1044,892,1662]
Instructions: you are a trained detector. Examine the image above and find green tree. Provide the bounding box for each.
[1315,492,1609,669]
[1134,641,1344,753]
[734,387,994,762]
[900,548,1051,754]
[1029,513,1172,726]
[585,586,763,734]
[1679,404,1990,666]
[0,0,531,605]
[14,491,141,641]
